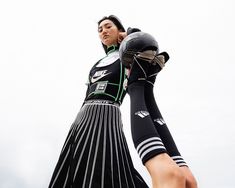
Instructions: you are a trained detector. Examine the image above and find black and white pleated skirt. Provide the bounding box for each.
[49,100,149,188]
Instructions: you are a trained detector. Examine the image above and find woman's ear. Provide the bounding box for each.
[118,32,127,44]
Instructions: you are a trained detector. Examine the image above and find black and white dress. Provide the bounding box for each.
[48,46,149,188]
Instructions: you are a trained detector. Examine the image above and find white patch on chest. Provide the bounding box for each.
[96,51,119,67]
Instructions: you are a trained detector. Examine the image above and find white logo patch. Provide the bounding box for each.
[135,111,149,118]
[154,118,166,125]
[91,70,111,83]
[96,51,119,67]
[95,81,108,93]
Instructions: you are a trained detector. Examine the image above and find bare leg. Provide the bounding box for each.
[145,153,186,188]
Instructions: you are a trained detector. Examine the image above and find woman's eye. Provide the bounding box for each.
[106,25,112,29]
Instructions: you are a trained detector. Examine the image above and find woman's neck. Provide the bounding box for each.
[107,45,118,55]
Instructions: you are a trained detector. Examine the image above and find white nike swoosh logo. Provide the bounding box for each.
[91,72,111,83]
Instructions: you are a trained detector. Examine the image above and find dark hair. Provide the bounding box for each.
[98,15,126,54]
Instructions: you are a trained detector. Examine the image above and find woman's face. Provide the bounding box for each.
[98,19,120,47]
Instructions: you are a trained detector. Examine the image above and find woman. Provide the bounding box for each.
[120,31,198,188]
[48,15,149,188]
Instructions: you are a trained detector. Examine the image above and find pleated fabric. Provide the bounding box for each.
[48,100,149,188]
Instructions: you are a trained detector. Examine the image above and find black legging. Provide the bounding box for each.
[145,82,187,167]
[127,58,187,167]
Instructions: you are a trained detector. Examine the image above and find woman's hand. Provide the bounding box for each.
[118,32,127,44]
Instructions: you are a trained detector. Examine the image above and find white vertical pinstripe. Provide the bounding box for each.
[50,147,71,188]
[108,105,115,188]
[62,166,70,188]
[101,105,108,188]
[115,108,130,188]
[73,105,99,182]
[118,116,136,188]
[61,107,88,153]
[112,107,122,187]
[86,105,104,188]
[73,105,93,143]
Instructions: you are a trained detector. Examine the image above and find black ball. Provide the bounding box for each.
[119,31,159,68]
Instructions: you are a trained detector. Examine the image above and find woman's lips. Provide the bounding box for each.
[103,35,109,40]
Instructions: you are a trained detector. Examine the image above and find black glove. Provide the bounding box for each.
[127,27,141,35]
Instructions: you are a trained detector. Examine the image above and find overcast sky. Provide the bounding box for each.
[0,0,235,187]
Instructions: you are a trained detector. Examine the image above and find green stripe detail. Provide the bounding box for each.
[108,82,119,86]
[87,92,116,99]
[115,61,123,101]
[118,68,127,101]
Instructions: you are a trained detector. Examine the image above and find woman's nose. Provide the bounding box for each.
[102,28,108,35]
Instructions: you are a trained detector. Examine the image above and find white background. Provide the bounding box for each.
[0,0,235,187]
